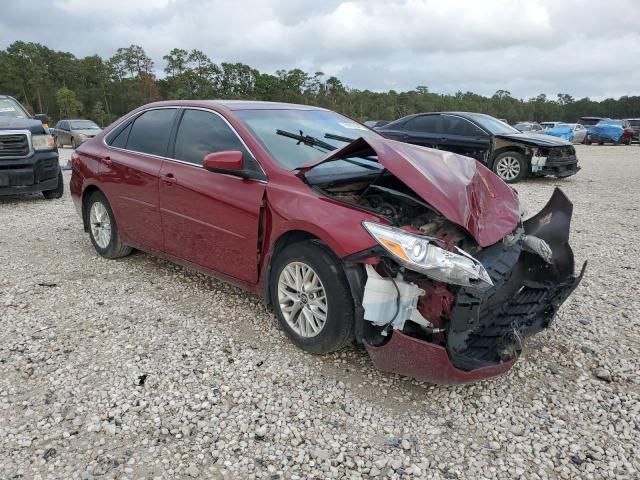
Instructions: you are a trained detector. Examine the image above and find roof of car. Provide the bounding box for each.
[142,100,328,111]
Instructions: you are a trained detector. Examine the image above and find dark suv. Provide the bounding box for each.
[0,95,62,198]
[377,112,580,183]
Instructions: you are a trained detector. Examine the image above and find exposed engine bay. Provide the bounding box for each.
[318,174,480,254]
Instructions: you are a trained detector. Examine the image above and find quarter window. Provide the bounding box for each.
[110,123,132,149]
[125,109,177,157]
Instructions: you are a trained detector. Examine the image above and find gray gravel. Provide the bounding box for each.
[1,145,639,479]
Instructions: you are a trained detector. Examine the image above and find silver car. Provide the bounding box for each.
[53,119,102,149]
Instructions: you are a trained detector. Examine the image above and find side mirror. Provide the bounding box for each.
[203,151,246,177]
[34,114,50,125]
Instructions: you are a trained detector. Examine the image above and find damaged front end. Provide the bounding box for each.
[304,137,585,384]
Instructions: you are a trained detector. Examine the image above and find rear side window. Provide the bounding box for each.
[125,109,176,157]
[173,109,263,177]
[403,115,442,133]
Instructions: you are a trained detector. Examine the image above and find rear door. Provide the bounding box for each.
[398,114,445,148]
[159,108,266,284]
[100,107,178,252]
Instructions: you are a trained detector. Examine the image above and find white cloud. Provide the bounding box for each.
[2,0,640,98]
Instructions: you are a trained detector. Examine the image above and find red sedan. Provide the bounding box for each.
[70,101,584,384]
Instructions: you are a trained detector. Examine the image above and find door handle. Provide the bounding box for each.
[102,156,113,167]
[161,173,177,185]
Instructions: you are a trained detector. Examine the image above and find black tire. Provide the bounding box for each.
[584,135,592,145]
[54,136,63,148]
[492,151,528,183]
[86,191,132,259]
[42,171,64,199]
[270,240,354,354]
[71,137,77,149]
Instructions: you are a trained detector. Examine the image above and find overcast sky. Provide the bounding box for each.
[2,0,639,99]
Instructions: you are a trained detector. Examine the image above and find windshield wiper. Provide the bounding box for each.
[324,132,355,143]
[276,129,337,151]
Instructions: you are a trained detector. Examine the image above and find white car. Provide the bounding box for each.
[545,123,587,144]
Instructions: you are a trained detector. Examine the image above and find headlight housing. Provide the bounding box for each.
[32,134,55,151]
[362,222,493,289]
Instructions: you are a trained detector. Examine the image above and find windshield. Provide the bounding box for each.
[0,98,30,119]
[629,120,640,127]
[70,120,100,129]
[467,114,519,135]
[515,123,532,131]
[235,109,380,169]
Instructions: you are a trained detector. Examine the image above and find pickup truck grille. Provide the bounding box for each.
[0,133,30,158]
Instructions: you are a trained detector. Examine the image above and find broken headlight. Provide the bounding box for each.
[362,222,493,289]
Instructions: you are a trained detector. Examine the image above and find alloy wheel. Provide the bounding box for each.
[495,156,521,181]
[89,201,112,249]
[278,261,328,338]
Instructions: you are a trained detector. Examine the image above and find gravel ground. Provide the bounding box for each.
[1,145,638,480]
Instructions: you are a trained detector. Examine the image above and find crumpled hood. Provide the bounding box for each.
[0,117,46,134]
[302,137,521,247]
[495,132,572,148]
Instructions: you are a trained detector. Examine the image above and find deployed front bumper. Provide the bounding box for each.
[361,188,585,384]
[532,152,580,178]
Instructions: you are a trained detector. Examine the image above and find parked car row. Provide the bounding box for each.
[512,116,637,145]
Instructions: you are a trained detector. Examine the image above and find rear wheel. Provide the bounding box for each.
[492,151,527,183]
[42,171,64,199]
[584,135,592,145]
[86,191,132,259]
[270,241,354,354]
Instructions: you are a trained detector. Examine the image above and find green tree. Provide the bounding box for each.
[56,86,83,118]
[90,101,109,126]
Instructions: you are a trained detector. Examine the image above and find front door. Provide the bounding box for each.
[159,108,266,284]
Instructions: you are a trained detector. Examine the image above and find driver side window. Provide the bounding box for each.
[173,109,264,177]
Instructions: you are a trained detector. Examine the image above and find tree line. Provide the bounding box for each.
[1,41,639,126]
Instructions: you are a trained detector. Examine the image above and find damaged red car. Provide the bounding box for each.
[70,101,585,384]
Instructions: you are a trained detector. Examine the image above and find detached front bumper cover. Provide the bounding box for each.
[364,188,586,384]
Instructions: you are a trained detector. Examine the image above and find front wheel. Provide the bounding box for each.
[270,241,354,354]
[42,171,64,199]
[71,137,77,149]
[86,191,132,259]
[492,152,527,183]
